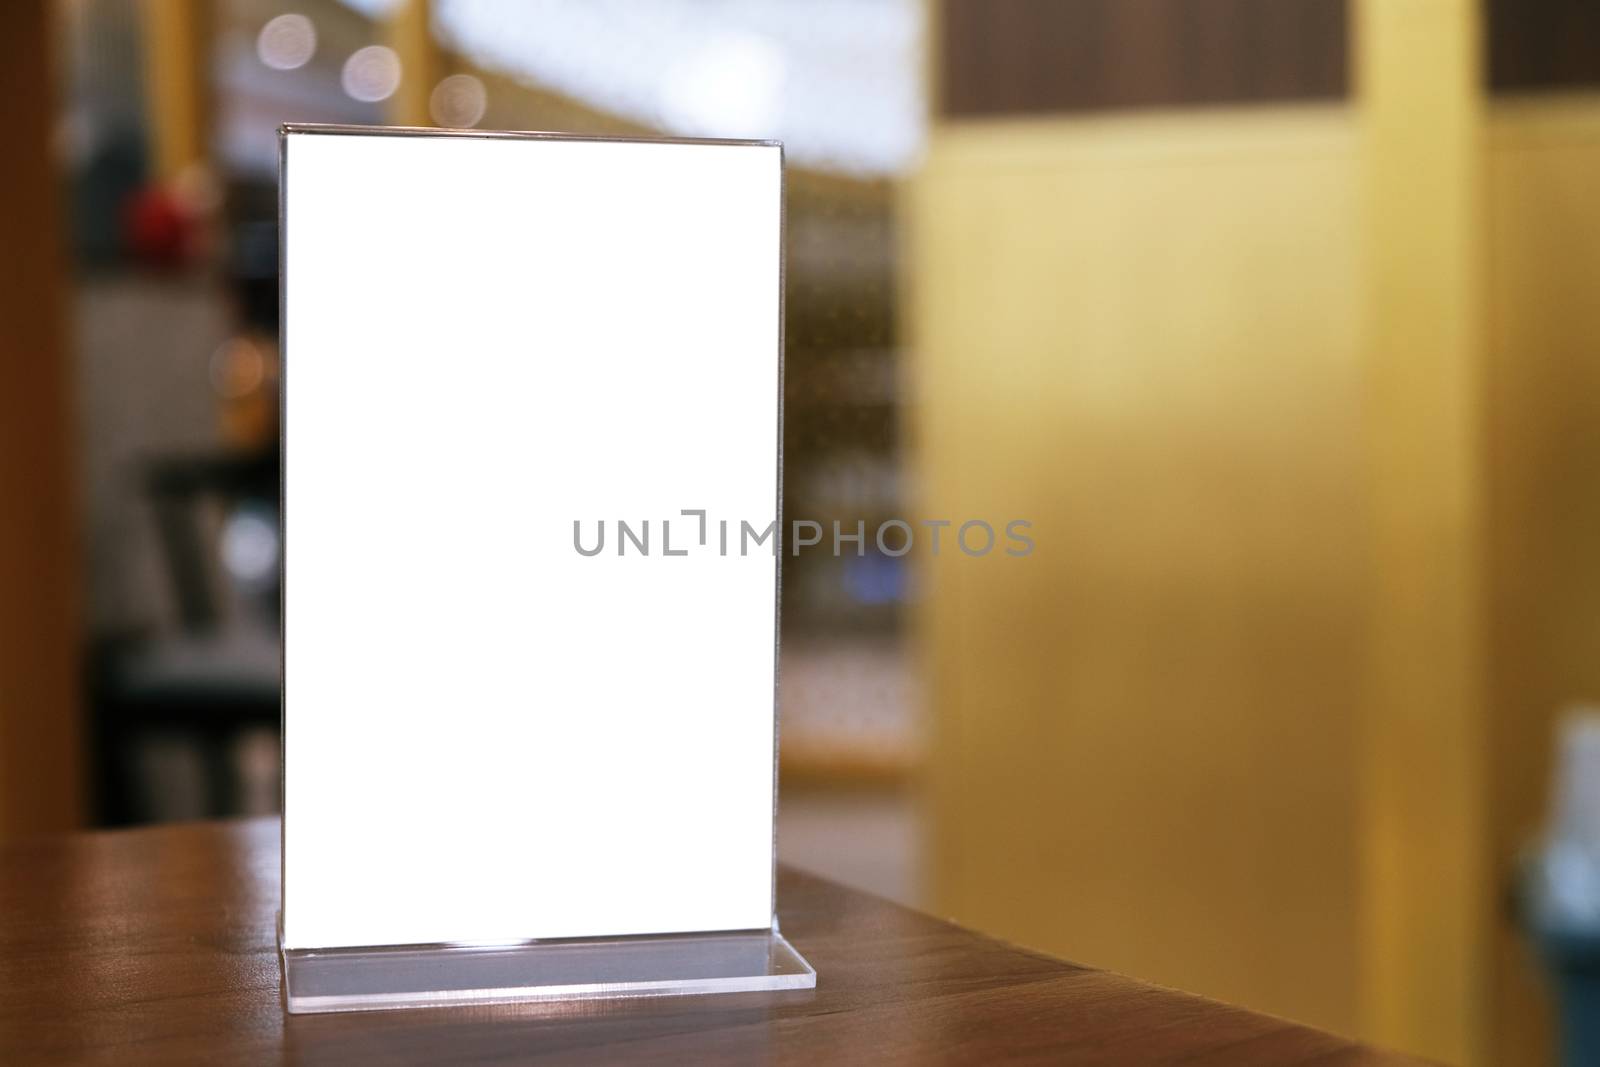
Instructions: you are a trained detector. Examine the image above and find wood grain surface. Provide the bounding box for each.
[0,818,1424,1064]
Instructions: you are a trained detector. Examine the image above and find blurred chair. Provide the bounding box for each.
[91,448,280,823]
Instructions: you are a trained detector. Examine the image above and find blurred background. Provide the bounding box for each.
[2,1,1599,1063]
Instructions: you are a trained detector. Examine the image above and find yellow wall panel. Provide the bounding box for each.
[1354,3,1488,1061]
[910,93,1600,1065]
[908,108,1367,1037]
[1485,94,1600,1067]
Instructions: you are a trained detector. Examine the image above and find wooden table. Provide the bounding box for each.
[0,818,1419,1064]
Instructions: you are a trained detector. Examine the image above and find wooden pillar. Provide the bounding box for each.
[0,0,82,838]
[139,0,212,181]
[1355,1,1489,1062]
[386,0,439,127]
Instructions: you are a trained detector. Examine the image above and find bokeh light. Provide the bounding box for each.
[341,45,402,103]
[256,13,317,72]
[429,74,487,128]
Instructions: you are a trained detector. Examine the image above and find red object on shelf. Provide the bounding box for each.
[123,184,193,269]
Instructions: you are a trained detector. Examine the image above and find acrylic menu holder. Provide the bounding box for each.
[277,124,810,1014]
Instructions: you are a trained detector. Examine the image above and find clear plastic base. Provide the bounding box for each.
[278,920,816,1014]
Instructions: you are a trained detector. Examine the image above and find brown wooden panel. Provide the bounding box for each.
[1488,0,1600,93]
[0,0,81,838]
[939,0,1348,117]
